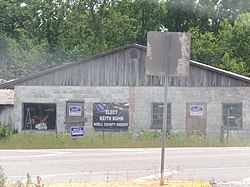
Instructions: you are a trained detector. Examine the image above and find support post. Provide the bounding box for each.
[160,75,169,185]
[160,33,171,186]
[227,107,230,145]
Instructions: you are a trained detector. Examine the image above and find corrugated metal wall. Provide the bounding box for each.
[19,46,250,87]
[0,106,14,125]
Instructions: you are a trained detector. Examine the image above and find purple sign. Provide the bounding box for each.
[93,103,129,129]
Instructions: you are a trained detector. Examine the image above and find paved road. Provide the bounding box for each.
[1,148,250,186]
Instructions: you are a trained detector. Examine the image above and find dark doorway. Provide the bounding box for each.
[23,103,56,130]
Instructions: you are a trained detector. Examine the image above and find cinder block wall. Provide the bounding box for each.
[15,86,250,137]
[134,87,250,137]
[14,86,130,134]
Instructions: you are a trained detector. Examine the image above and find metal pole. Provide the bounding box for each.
[160,33,171,186]
[102,120,105,141]
[227,107,230,145]
[160,75,169,185]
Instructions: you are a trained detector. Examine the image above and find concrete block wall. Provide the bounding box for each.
[134,87,250,137]
[14,86,250,137]
[15,86,129,134]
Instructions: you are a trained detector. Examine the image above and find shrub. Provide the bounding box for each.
[0,166,6,187]
[0,122,17,139]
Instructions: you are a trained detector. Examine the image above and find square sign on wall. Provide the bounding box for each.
[93,103,129,130]
[69,106,82,116]
[190,105,204,117]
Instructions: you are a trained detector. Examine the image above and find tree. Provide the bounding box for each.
[189,27,220,66]
[231,13,250,67]
[0,0,34,38]
[0,34,14,79]
[57,0,113,56]
[111,0,168,45]
[164,0,199,32]
[218,52,249,76]
[218,0,250,24]
[0,0,249,79]
[189,14,250,76]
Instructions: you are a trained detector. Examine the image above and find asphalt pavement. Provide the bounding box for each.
[1,147,250,186]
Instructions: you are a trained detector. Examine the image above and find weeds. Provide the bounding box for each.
[0,130,249,149]
[12,174,44,187]
[35,176,44,187]
[0,166,6,187]
[26,173,32,187]
[15,180,22,187]
[0,122,17,139]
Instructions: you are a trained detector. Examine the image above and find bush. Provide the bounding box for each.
[0,122,17,139]
[0,166,6,187]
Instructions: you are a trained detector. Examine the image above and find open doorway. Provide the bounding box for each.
[23,103,56,130]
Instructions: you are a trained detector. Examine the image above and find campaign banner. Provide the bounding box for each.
[93,103,129,129]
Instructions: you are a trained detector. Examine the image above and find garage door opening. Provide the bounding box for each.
[23,103,56,130]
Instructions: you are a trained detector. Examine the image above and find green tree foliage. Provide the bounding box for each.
[0,0,72,78]
[190,27,220,66]
[164,0,200,32]
[0,0,249,79]
[231,13,250,67]
[65,0,110,53]
[0,33,57,78]
[190,14,250,76]
[218,0,250,24]
[112,0,168,45]
[218,52,249,76]
[0,0,32,38]
[30,0,70,47]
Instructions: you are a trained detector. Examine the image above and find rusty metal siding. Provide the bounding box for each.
[10,45,250,87]
[0,105,14,125]
[0,89,14,125]
[0,89,14,105]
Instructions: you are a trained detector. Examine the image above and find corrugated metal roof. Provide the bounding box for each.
[0,89,14,105]
[190,60,250,82]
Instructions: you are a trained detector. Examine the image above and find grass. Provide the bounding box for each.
[0,130,250,149]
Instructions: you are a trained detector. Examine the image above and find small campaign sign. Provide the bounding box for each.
[190,105,203,117]
[69,106,82,116]
[70,126,84,138]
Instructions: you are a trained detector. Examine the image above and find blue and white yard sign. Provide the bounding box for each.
[70,126,84,138]
[69,106,82,116]
[190,105,203,117]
